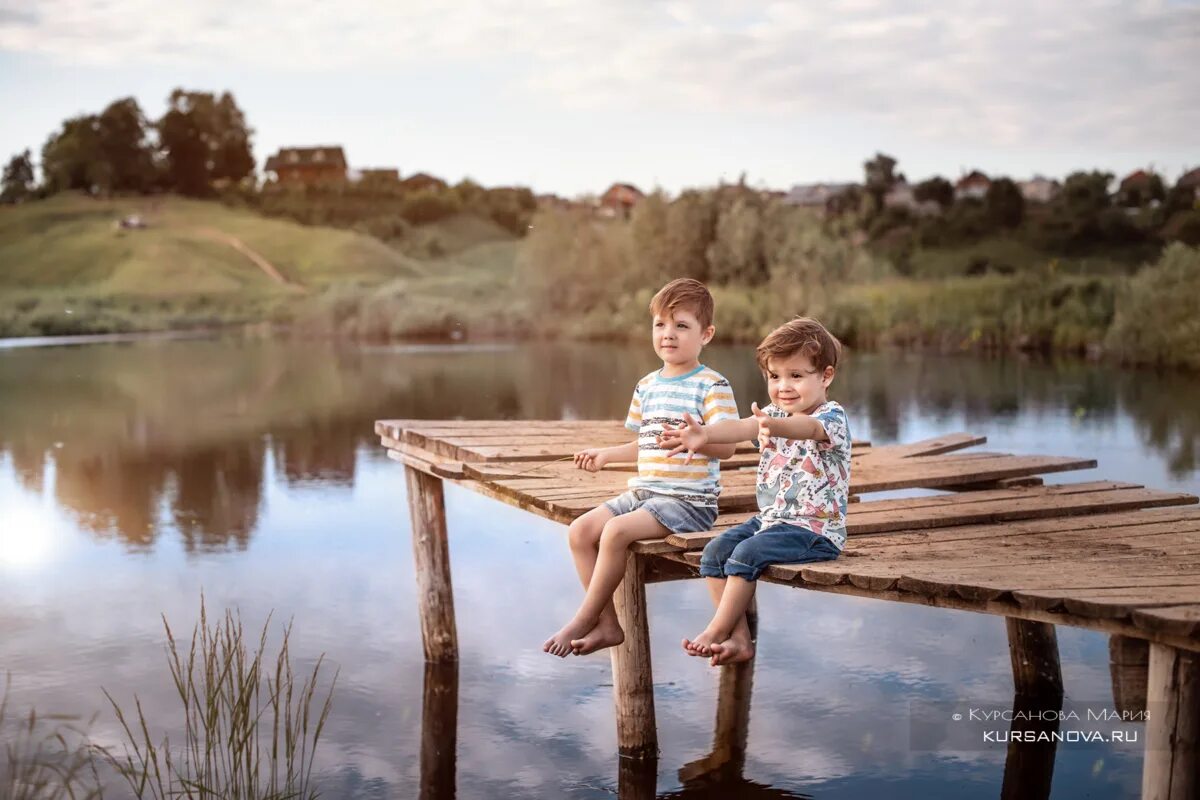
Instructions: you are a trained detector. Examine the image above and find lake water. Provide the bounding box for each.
[1,336,1197,799]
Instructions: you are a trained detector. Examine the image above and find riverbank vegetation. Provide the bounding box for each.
[3,91,1198,369]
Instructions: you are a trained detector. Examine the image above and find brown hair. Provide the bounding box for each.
[649,278,714,330]
[756,317,842,373]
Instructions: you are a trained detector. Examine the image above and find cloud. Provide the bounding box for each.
[1,1,1197,151]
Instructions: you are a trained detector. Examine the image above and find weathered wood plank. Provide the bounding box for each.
[857,432,986,459]
[1132,606,1200,638]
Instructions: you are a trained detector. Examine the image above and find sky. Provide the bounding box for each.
[1,0,1197,197]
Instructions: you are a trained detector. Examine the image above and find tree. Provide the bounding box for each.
[863,152,900,205]
[914,176,954,209]
[41,115,105,193]
[1,149,35,203]
[158,89,254,195]
[985,178,1024,228]
[706,195,767,285]
[97,97,157,192]
[1059,171,1113,214]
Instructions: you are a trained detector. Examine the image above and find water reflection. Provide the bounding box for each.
[0,337,1196,554]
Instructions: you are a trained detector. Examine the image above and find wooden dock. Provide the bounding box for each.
[377,419,1200,800]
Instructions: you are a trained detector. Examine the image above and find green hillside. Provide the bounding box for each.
[0,193,519,337]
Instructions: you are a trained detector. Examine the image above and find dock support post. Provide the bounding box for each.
[1142,644,1200,800]
[1109,635,1149,716]
[611,552,657,760]
[419,662,458,800]
[1005,618,1063,699]
[405,465,458,663]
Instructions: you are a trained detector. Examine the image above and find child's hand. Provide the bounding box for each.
[658,413,707,464]
[574,447,609,472]
[751,402,772,450]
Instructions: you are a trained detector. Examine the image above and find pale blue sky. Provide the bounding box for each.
[1,0,1197,197]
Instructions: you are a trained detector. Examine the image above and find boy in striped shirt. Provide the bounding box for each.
[543,279,740,658]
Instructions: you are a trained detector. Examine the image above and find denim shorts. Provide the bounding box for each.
[699,515,841,581]
[603,489,717,535]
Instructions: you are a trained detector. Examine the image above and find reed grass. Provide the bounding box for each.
[0,674,102,800]
[99,597,338,800]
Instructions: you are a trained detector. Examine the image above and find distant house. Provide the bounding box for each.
[357,168,401,183]
[784,182,856,208]
[1018,176,1060,203]
[599,183,645,218]
[399,172,449,192]
[1177,167,1200,202]
[1118,169,1163,207]
[263,146,348,184]
[955,170,991,201]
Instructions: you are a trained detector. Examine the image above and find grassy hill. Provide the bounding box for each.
[0,193,520,337]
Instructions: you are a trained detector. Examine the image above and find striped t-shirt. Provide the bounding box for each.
[624,365,740,508]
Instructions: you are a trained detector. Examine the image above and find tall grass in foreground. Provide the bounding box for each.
[100,599,338,800]
[1,674,102,800]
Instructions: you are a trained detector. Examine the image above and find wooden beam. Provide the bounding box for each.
[1142,644,1200,800]
[1006,618,1063,700]
[1110,635,1149,717]
[420,662,458,800]
[611,553,657,760]
[405,465,458,662]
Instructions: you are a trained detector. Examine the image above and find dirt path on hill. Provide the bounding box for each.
[195,227,308,293]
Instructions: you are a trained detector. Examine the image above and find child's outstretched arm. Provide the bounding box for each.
[574,440,639,472]
[753,407,829,443]
[658,413,759,464]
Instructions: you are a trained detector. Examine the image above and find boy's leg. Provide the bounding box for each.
[685,519,759,656]
[544,509,669,657]
[684,576,753,658]
[543,504,616,655]
[708,525,841,666]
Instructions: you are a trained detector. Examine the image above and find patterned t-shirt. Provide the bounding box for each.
[624,365,739,508]
[755,401,853,549]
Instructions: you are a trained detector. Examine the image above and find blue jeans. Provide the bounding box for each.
[699,515,841,581]
[603,489,717,535]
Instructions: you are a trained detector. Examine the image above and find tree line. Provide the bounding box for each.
[1,90,254,202]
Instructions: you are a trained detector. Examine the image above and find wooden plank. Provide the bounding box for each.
[1012,587,1200,618]
[661,483,1196,550]
[843,506,1200,551]
[1133,606,1200,638]
[642,550,1200,652]
[847,487,1195,535]
[859,432,986,460]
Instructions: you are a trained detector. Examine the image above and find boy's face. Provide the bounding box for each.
[765,352,835,415]
[652,307,713,368]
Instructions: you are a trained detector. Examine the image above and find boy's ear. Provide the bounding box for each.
[702,325,715,345]
[822,365,836,388]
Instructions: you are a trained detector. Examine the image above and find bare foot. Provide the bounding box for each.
[543,617,595,658]
[682,629,724,657]
[570,618,625,655]
[709,636,755,666]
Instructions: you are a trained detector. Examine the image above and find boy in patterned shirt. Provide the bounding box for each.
[658,317,851,666]
[543,279,740,658]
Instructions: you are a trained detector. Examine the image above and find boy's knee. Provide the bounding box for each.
[724,542,763,578]
[568,517,601,549]
[598,518,637,551]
